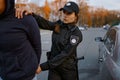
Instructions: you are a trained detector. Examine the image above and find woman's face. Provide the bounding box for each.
[62,10,77,24]
[0,0,5,14]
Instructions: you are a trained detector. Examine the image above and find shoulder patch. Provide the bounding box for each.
[70,35,79,45]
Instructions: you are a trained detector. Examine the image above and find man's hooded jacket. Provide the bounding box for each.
[0,0,41,80]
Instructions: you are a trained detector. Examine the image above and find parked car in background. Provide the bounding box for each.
[95,24,120,80]
[103,24,110,30]
[78,26,88,31]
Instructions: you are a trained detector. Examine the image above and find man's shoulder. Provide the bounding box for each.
[20,15,35,23]
[19,15,38,27]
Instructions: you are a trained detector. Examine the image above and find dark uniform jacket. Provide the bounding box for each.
[0,0,41,80]
[33,14,82,71]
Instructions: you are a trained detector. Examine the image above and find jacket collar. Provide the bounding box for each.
[58,20,77,31]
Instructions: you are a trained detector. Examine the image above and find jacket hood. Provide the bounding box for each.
[0,0,15,18]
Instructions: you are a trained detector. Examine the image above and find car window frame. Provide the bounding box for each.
[103,28,117,55]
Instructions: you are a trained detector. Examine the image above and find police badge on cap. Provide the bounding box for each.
[66,2,71,6]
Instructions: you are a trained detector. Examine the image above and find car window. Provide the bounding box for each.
[104,29,116,53]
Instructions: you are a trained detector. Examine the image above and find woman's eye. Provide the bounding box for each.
[63,11,72,15]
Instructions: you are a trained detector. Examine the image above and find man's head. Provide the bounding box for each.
[0,0,6,14]
[0,0,15,17]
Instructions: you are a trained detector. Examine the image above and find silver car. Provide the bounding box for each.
[95,24,120,80]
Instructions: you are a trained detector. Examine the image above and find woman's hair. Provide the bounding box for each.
[75,13,79,24]
[70,13,79,25]
[54,24,60,33]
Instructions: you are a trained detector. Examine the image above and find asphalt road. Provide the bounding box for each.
[0,28,107,80]
[37,28,107,80]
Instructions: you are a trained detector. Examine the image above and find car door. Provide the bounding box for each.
[99,28,116,80]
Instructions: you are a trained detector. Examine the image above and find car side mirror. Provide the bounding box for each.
[95,37,103,42]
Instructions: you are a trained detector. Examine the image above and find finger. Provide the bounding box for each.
[36,70,41,74]
[36,69,41,74]
[15,8,19,18]
[17,9,21,19]
[15,9,17,17]
[19,10,23,19]
[20,10,24,18]
[36,66,42,74]
[25,12,28,15]
[25,10,32,15]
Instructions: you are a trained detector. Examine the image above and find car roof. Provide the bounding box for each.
[110,24,120,31]
[115,24,120,29]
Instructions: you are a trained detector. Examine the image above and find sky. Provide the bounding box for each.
[86,0,120,10]
[29,0,120,10]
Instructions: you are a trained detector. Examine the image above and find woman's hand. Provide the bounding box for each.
[36,66,42,74]
[15,6,33,19]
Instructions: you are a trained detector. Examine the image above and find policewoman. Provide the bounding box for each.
[16,1,83,80]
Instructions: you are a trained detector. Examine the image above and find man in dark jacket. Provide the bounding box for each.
[0,0,41,80]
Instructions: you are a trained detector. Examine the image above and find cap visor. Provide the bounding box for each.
[59,7,73,13]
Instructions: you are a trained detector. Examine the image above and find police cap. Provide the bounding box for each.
[59,1,79,14]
